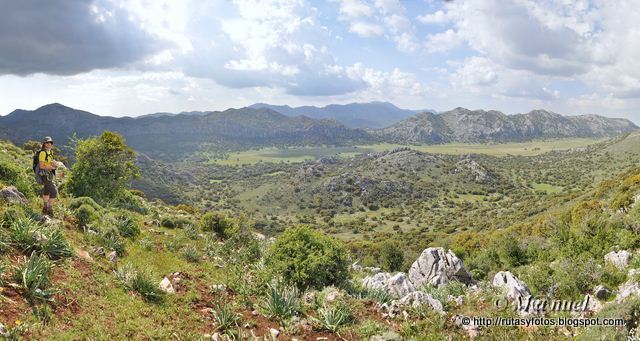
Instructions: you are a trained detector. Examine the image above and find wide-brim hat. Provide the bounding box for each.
[43,136,53,143]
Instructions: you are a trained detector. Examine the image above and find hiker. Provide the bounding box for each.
[38,137,58,216]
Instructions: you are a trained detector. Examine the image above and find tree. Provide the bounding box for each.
[67,131,139,204]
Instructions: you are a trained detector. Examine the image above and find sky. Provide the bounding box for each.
[0,0,639,123]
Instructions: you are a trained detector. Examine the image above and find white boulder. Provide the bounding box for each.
[605,250,632,270]
[492,271,531,301]
[408,248,472,288]
[362,272,416,298]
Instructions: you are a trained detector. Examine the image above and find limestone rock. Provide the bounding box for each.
[269,328,280,338]
[0,186,28,205]
[362,272,416,298]
[454,314,480,339]
[159,277,175,294]
[390,291,444,313]
[492,271,531,301]
[107,251,118,263]
[408,248,472,288]
[76,249,93,262]
[605,250,632,270]
[617,280,640,303]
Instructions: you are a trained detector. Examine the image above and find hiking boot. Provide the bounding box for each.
[47,206,54,218]
[42,205,48,215]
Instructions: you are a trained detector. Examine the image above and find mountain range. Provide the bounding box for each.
[0,103,369,159]
[248,102,423,128]
[0,103,636,160]
[375,107,638,143]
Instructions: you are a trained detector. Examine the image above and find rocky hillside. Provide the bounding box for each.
[2,135,640,339]
[0,103,372,159]
[375,107,638,143]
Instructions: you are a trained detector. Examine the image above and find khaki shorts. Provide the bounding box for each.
[41,176,58,198]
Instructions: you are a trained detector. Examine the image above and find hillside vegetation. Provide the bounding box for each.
[1,130,640,339]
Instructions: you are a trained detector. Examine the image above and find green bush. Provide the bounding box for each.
[160,216,176,229]
[200,212,238,239]
[380,242,404,272]
[265,226,350,290]
[114,190,149,214]
[67,131,139,204]
[1,206,27,228]
[0,159,33,197]
[68,196,102,211]
[74,204,99,228]
[111,211,140,239]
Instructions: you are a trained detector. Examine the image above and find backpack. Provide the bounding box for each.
[33,150,54,184]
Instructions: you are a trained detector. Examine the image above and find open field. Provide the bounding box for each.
[208,137,607,165]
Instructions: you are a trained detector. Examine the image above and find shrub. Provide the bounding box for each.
[380,242,404,272]
[260,283,301,321]
[68,196,102,211]
[0,159,33,197]
[265,226,350,290]
[200,212,238,239]
[160,216,176,229]
[112,212,140,239]
[67,131,139,204]
[14,252,56,302]
[1,206,27,228]
[74,204,99,228]
[97,228,126,256]
[114,191,149,214]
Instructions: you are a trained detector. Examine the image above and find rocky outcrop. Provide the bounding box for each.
[604,250,632,270]
[390,292,444,313]
[492,271,531,301]
[616,280,640,303]
[0,186,28,205]
[362,272,416,298]
[452,159,494,183]
[408,248,472,288]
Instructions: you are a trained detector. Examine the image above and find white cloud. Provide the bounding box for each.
[425,29,463,53]
[348,21,384,37]
[417,10,448,24]
[337,0,373,19]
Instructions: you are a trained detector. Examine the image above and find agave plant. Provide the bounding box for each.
[38,229,73,260]
[115,263,164,303]
[14,252,57,302]
[312,302,355,332]
[211,301,240,333]
[260,283,301,321]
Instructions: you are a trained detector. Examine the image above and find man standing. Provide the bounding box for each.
[38,137,58,216]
